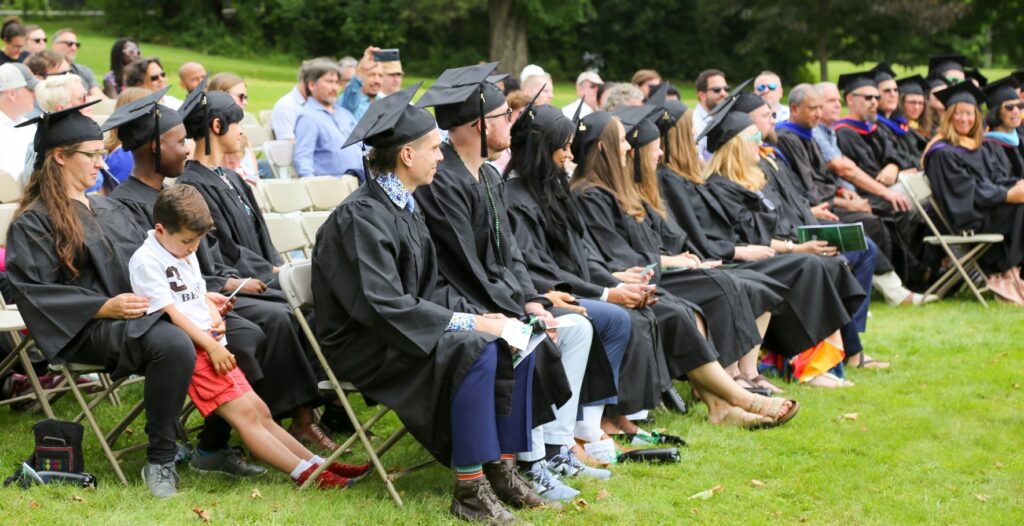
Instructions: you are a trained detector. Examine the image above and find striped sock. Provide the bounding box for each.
[500,454,515,462]
[455,464,484,481]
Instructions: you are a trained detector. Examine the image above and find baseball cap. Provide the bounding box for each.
[576,71,604,86]
[0,63,27,91]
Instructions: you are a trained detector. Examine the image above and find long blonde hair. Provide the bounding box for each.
[923,102,983,158]
[702,132,766,191]
[664,109,704,184]
[570,117,647,221]
[632,141,666,217]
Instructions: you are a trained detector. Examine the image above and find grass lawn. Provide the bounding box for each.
[0,299,1022,525]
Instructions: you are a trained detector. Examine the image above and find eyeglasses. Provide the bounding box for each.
[1004,102,1024,111]
[149,71,167,82]
[706,86,730,94]
[755,83,778,92]
[69,149,108,163]
[57,41,81,48]
[881,87,898,94]
[903,100,925,106]
[852,94,881,102]
[485,108,513,123]
[745,131,763,143]
[29,37,46,44]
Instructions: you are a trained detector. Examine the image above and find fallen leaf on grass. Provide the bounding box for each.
[688,484,724,500]
[124,428,134,436]
[596,489,611,500]
[71,495,86,503]
[250,488,262,500]
[995,462,1005,468]
[29,500,38,509]
[750,479,765,487]
[1013,383,1020,390]
[192,507,211,522]
[975,494,991,502]
[572,498,589,511]
[771,511,783,517]
[271,504,281,513]
[842,413,859,421]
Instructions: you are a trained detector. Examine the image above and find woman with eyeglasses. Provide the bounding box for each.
[208,72,263,185]
[23,25,45,54]
[124,57,182,110]
[103,37,141,97]
[896,75,931,159]
[923,82,1024,302]
[0,17,28,65]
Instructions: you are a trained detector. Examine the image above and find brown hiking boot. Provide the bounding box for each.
[484,459,560,510]
[288,422,339,454]
[450,476,519,524]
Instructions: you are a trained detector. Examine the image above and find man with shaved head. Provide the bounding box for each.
[178,62,207,94]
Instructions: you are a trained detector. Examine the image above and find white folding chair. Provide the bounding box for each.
[242,111,260,127]
[279,261,433,506]
[300,211,331,247]
[258,109,273,127]
[90,98,117,116]
[243,124,272,151]
[300,175,358,210]
[0,173,22,204]
[264,140,295,179]
[0,308,52,418]
[260,179,313,213]
[0,202,19,241]
[264,212,309,260]
[901,171,1003,306]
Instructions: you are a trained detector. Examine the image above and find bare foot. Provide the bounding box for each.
[709,406,772,428]
[803,373,855,388]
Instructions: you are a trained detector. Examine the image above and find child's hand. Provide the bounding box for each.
[208,317,227,341]
[208,346,236,375]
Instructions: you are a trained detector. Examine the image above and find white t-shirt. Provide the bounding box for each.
[129,231,225,345]
[0,110,34,180]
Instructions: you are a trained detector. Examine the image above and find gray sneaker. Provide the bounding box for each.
[548,446,612,480]
[142,461,179,499]
[190,447,267,477]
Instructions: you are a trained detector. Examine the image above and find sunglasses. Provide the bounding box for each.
[755,83,778,92]
[484,108,513,123]
[57,41,81,48]
[237,93,248,102]
[706,86,730,94]
[149,71,167,82]
[853,93,881,102]
[945,77,961,86]
[1004,102,1024,111]
[30,37,46,44]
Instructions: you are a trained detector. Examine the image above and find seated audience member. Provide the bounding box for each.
[103,37,140,97]
[105,88,329,470]
[52,28,105,99]
[103,87,153,184]
[928,54,967,85]
[313,84,554,523]
[519,63,546,84]
[0,17,28,65]
[924,81,1024,302]
[522,73,554,106]
[124,57,181,109]
[631,69,662,98]
[562,70,603,119]
[294,61,363,180]
[337,55,357,93]
[24,49,69,78]
[23,25,45,54]
[870,63,921,169]
[0,62,35,179]
[178,61,207,94]
[129,184,366,491]
[600,83,643,112]
[208,72,261,184]
[271,58,328,141]
[378,49,403,97]
[896,75,931,158]
[6,101,196,498]
[754,70,788,123]
[693,69,730,159]
[339,46,383,119]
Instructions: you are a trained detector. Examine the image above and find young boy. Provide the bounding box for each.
[129,185,369,489]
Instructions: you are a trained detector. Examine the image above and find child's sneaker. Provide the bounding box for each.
[325,461,371,480]
[295,463,353,489]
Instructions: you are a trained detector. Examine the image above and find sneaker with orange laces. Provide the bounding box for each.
[294,464,353,489]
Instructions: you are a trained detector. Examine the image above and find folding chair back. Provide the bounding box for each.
[90,98,116,116]
[0,172,23,204]
[258,109,273,127]
[300,211,331,247]
[264,140,295,179]
[301,175,358,210]
[242,111,260,127]
[243,123,272,150]
[260,179,313,213]
[0,202,19,243]
[900,171,1003,306]
[264,212,309,259]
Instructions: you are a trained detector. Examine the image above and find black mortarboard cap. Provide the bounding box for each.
[871,62,897,83]
[896,75,930,96]
[733,91,767,113]
[486,73,509,85]
[342,82,435,150]
[837,71,877,96]
[709,78,754,118]
[966,68,988,87]
[927,71,949,90]
[695,96,754,154]
[179,77,244,156]
[928,54,966,78]
[417,62,505,157]
[983,76,1021,109]
[615,105,660,182]
[645,83,689,165]
[571,110,612,174]
[101,86,183,169]
[935,80,985,108]
[1012,69,1024,85]
[17,100,102,170]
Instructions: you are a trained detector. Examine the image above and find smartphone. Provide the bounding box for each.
[225,277,252,302]
[641,262,658,274]
[635,287,655,310]
[373,48,400,62]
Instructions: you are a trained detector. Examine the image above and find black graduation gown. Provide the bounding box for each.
[505,178,666,414]
[903,125,928,160]
[108,177,320,417]
[176,161,279,283]
[574,185,722,375]
[874,115,921,170]
[414,146,575,423]
[982,138,1024,181]
[704,173,865,356]
[925,142,1024,273]
[311,182,508,467]
[7,196,166,374]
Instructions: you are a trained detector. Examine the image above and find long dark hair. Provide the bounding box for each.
[504,114,584,273]
[108,38,138,92]
[16,147,87,278]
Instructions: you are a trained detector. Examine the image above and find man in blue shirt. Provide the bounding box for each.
[293,61,364,180]
[338,46,384,120]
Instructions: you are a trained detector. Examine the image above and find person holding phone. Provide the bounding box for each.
[338,45,385,119]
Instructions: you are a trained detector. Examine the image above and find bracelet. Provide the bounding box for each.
[785,240,794,253]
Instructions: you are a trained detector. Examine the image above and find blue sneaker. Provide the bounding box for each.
[523,460,579,501]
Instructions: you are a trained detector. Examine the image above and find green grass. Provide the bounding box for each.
[1,299,1023,525]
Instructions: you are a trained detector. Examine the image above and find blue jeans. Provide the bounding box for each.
[577,299,630,406]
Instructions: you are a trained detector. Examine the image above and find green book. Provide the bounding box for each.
[796,223,867,252]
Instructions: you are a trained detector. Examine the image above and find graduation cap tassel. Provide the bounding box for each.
[153,107,161,169]
[479,89,488,158]
[36,113,49,170]
[202,94,211,156]
[633,146,642,184]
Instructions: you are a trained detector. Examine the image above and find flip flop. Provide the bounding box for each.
[751,374,785,394]
[748,396,800,428]
[734,375,773,397]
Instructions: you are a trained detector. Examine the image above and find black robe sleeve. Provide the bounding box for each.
[925,146,994,233]
[575,187,650,270]
[704,175,776,246]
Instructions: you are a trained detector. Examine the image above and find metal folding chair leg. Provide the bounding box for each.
[59,364,130,485]
[0,337,55,418]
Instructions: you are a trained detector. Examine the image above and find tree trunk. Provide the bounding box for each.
[815,0,829,81]
[489,0,528,76]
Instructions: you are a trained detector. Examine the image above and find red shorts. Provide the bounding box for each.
[188,348,252,417]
